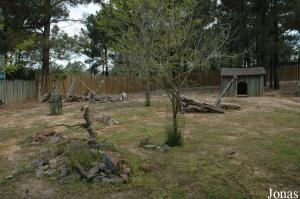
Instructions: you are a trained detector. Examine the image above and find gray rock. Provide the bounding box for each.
[144,144,157,150]
[92,176,103,183]
[102,152,120,175]
[59,167,70,178]
[4,175,13,180]
[31,159,44,168]
[39,148,50,154]
[45,169,56,176]
[49,136,60,144]
[101,177,123,184]
[49,158,58,169]
[35,167,46,177]
[43,164,50,170]
[160,144,170,152]
[86,166,100,179]
[99,163,106,170]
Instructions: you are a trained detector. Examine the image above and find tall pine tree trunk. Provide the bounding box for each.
[41,16,51,94]
[272,0,280,89]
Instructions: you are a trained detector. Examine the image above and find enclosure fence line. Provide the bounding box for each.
[0,64,299,105]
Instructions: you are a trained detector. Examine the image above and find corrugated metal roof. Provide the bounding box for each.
[221,67,266,76]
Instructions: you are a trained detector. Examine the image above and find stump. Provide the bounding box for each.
[49,94,63,115]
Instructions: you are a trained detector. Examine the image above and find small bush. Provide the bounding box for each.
[165,124,183,147]
[64,141,101,170]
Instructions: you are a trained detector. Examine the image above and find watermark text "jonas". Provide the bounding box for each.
[268,188,298,199]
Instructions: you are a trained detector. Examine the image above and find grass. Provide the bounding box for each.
[0,94,299,198]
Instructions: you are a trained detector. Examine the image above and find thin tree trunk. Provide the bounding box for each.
[104,47,109,76]
[145,80,151,106]
[270,55,274,88]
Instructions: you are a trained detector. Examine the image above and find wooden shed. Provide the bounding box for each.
[221,67,266,97]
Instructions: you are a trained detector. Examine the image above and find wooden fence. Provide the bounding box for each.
[1,64,299,105]
[45,75,145,96]
[0,80,37,105]
[266,64,300,82]
[189,64,300,86]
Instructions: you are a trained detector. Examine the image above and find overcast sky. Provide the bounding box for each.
[55,3,101,66]
[57,3,101,36]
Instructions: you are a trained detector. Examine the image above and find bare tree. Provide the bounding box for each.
[113,0,229,146]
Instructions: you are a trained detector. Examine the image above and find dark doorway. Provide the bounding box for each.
[237,82,248,95]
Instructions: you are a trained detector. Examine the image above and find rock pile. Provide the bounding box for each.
[32,149,131,184]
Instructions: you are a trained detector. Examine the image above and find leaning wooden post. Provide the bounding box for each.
[214,75,237,108]
[82,106,96,145]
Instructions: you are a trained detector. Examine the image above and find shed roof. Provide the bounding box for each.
[221,67,266,76]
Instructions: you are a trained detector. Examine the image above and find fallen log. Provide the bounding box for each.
[181,97,224,113]
[219,103,241,110]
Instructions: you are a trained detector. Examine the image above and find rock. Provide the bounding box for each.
[49,136,60,144]
[75,165,88,179]
[59,166,70,178]
[92,176,103,183]
[101,177,123,184]
[86,165,101,179]
[45,169,56,176]
[49,158,58,169]
[160,144,170,152]
[122,167,131,175]
[31,159,44,168]
[43,164,50,170]
[4,175,13,180]
[120,174,129,183]
[144,144,157,150]
[98,163,106,170]
[139,163,152,173]
[35,167,46,177]
[102,151,120,175]
[39,148,50,154]
[98,115,120,126]
[139,138,152,147]
[48,156,64,170]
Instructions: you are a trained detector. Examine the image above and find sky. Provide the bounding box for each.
[55,3,101,66]
[57,3,100,37]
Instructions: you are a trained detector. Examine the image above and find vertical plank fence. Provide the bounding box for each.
[0,80,37,105]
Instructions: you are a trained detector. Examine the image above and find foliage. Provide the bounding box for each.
[95,0,229,146]
[64,141,101,170]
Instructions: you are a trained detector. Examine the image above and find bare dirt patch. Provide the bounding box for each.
[0,138,21,162]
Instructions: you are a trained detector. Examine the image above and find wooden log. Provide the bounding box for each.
[219,103,241,110]
[180,97,224,113]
